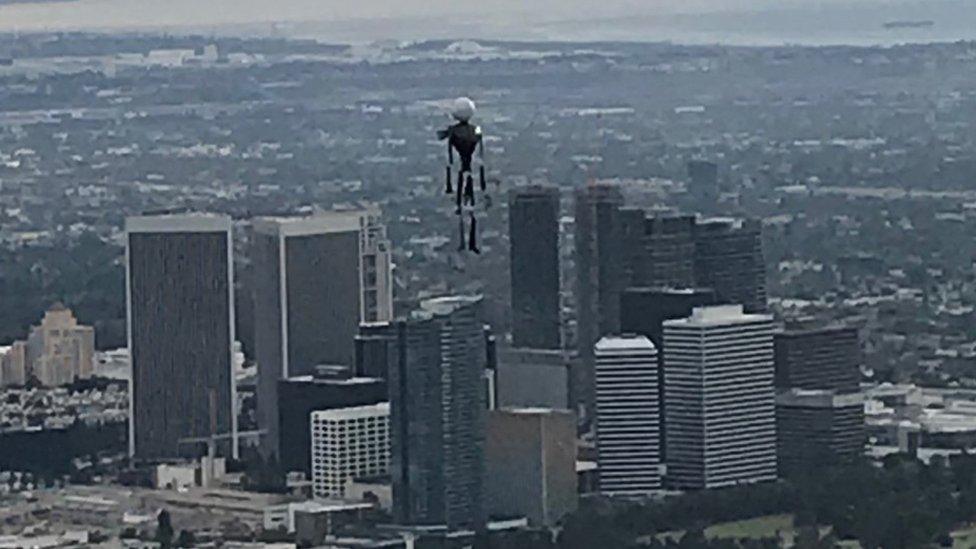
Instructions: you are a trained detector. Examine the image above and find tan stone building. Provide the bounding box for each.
[1,303,95,387]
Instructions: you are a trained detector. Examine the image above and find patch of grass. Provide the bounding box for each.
[705,513,794,540]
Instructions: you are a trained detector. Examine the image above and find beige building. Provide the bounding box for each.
[485,408,578,527]
[1,341,28,386]
[1,303,95,387]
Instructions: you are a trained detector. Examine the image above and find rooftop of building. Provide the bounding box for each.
[283,375,384,386]
[776,388,865,408]
[623,286,715,296]
[311,402,390,420]
[252,210,371,237]
[508,184,559,198]
[778,322,859,337]
[664,305,773,328]
[594,334,656,351]
[493,406,573,417]
[285,499,375,514]
[126,212,231,233]
[414,294,482,319]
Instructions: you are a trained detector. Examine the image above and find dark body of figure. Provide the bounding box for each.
[438,99,489,254]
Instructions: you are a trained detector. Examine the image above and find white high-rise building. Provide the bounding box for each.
[594,335,661,496]
[663,305,776,490]
[311,403,391,499]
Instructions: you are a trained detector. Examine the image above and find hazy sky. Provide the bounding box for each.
[0,0,971,45]
[0,0,836,31]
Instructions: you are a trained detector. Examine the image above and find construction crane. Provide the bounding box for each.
[176,389,265,487]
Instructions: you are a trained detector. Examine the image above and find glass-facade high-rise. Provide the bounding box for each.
[390,295,487,530]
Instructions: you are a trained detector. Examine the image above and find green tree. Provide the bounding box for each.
[155,509,174,548]
[176,530,195,548]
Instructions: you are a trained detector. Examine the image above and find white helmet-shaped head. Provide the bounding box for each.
[452,97,476,122]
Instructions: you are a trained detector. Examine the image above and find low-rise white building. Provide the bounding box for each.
[311,403,390,499]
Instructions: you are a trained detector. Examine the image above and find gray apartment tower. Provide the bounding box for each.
[126,214,237,461]
[663,305,777,490]
[390,296,488,530]
[509,186,561,350]
[252,211,393,460]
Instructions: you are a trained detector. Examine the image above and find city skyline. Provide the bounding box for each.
[2,18,975,548]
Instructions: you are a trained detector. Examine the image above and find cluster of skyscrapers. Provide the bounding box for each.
[509,180,864,495]
[120,174,865,533]
[125,211,393,462]
[123,209,572,533]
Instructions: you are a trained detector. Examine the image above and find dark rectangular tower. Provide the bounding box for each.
[774,326,862,394]
[509,186,561,350]
[126,214,237,461]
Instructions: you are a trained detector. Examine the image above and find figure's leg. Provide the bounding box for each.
[456,171,464,214]
[465,175,475,207]
[445,166,453,194]
[479,165,486,192]
[468,212,480,254]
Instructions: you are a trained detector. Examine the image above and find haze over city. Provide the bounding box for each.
[0,0,975,44]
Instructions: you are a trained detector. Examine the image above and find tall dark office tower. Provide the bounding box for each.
[252,212,393,460]
[509,186,561,349]
[574,183,624,417]
[391,296,487,530]
[774,326,861,393]
[277,366,387,475]
[619,288,717,350]
[126,214,237,460]
[693,218,767,313]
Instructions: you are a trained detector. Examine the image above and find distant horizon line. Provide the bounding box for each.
[0,24,972,51]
